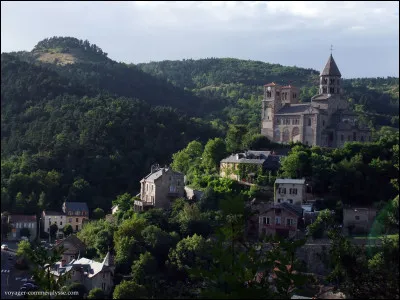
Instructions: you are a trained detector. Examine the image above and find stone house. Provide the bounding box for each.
[220,150,285,183]
[343,207,377,235]
[258,203,303,238]
[274,178,306,205]
[261,54,371,147]
[50,252,114,296]
[62,202,89,232]
[134,165,185,212]
[42,211,67,239]
[54,234,86,264]
[8,215,37,241]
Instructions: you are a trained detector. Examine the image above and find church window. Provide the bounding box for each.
[308,118,311,126]
[323,78,328,84]
[323,87,327,93]
[341,134,344,141]
[267,91,271,98]
[330,87,335,93]
[353,132,357,141]
[276,92,280,97]
[330,79,335,84]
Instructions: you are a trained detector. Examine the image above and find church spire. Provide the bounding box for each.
[321,53,341,77]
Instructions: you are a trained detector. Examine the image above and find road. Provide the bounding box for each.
[1,249,31,299]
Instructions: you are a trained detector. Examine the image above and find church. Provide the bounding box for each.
[261,54,371,147]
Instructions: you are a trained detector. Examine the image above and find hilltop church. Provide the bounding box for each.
[261,54,371,148]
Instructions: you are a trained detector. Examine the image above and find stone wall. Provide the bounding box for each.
[295,241,331,276]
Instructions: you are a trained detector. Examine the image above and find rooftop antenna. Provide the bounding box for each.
[330,44,334,55]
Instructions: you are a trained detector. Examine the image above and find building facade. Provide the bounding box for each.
[261,54,371,147]
[343,207,377,235]
[134,166,185,212]
[258,203,303,238]
[42,211,66,239]
[220,150,285,182]
[274,178,306,205]
[54,235,86,264]
[8,215,37,241]
[62,202,89,232]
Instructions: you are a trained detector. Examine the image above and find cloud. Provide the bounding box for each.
[1,1,398,77]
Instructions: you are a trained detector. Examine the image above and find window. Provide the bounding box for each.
[277,199,281,203]
[323,87,327,93]
[289,199,293,204]
[289,188,292,194]
[347,135,351,141]
[330,87,335,93]
[355,216,360,220]
[278,188,281,194]
[293,189,297,195]
[102,282,106,291]
[322,120,325,126]
[69,218,72,223]
[266,217,270,225]
[263,217,267,224]
[75,225,78,231]
[70,255,75,260]
[283,188,286,194]
[60,222,62,226]
[177,181,180,186]
[76,218,79,222]
[341,134,344,141]
[287,218,294,226]
[330,79,335,84]
[308,118,311,126]
[275,217,281,225]
[146,184,149,191]
[353,132,357,141]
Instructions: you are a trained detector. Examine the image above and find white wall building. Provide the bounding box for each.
[42,211,67,239]
[274,178,306,206]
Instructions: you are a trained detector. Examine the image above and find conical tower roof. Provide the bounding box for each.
[321,54,341,77]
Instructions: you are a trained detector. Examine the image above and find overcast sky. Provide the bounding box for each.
[1,1,399,78]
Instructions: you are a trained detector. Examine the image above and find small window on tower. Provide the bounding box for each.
[330,87,335,93]
[323,87,327,93]
[308,118,311,126]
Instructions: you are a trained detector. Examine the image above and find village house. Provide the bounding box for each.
[54,234,86,264]
[8,215,37,241]
[62,202,89,232]
[274,178,306,205]
[261,54,371,147]
[111,205,119,215]
[42,211,66,239]
[258,202,304,239]
[134,165,185,212]
[50,251,114,296]
[343,206,377,235]
[220,150,285,183]
[184,186,204,201]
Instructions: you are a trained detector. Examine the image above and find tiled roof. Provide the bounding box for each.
[142,167,183,183]
[8,215,36,223]
[64,202,89,213]
[321,54,341,77]
[281,85,296,89]
[43,211,64,216]
[275,178,305,184]
[55,235,86,251]
[264,82,278,87]
[275,104,311,115]
[311,94,331,101]
[281,202,304,217]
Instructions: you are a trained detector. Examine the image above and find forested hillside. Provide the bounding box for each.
[138,59,399,128]
[1,37,221,214]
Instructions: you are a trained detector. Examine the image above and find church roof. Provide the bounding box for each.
[311,94,331,101]
[264,82,278,87]
[321,54,341,77]
[275,104,313,115]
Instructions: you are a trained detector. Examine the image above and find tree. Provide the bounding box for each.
[141,225,178,264]
[112,193,134,213]
[92,208,105,220]
[50,223,58,239]
[202,138,227,172]
[63,224,73,237]
[113,280,147,299]
[171,140,203,174]
[87,288,105,299]
[225,124,247,153]
[131,252,158,286]
[20,227,31,239]
[242,134,272,150]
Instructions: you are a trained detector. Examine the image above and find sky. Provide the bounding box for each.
[1,1,399,78]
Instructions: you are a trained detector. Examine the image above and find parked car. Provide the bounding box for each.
[1,244,8,250]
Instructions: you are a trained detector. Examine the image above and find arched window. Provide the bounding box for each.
[308,118,311,126]
[323,87,327,93]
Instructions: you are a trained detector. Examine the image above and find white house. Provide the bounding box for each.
[274,178,306,206]
[42,211,67,239]
[111,205,119,215]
